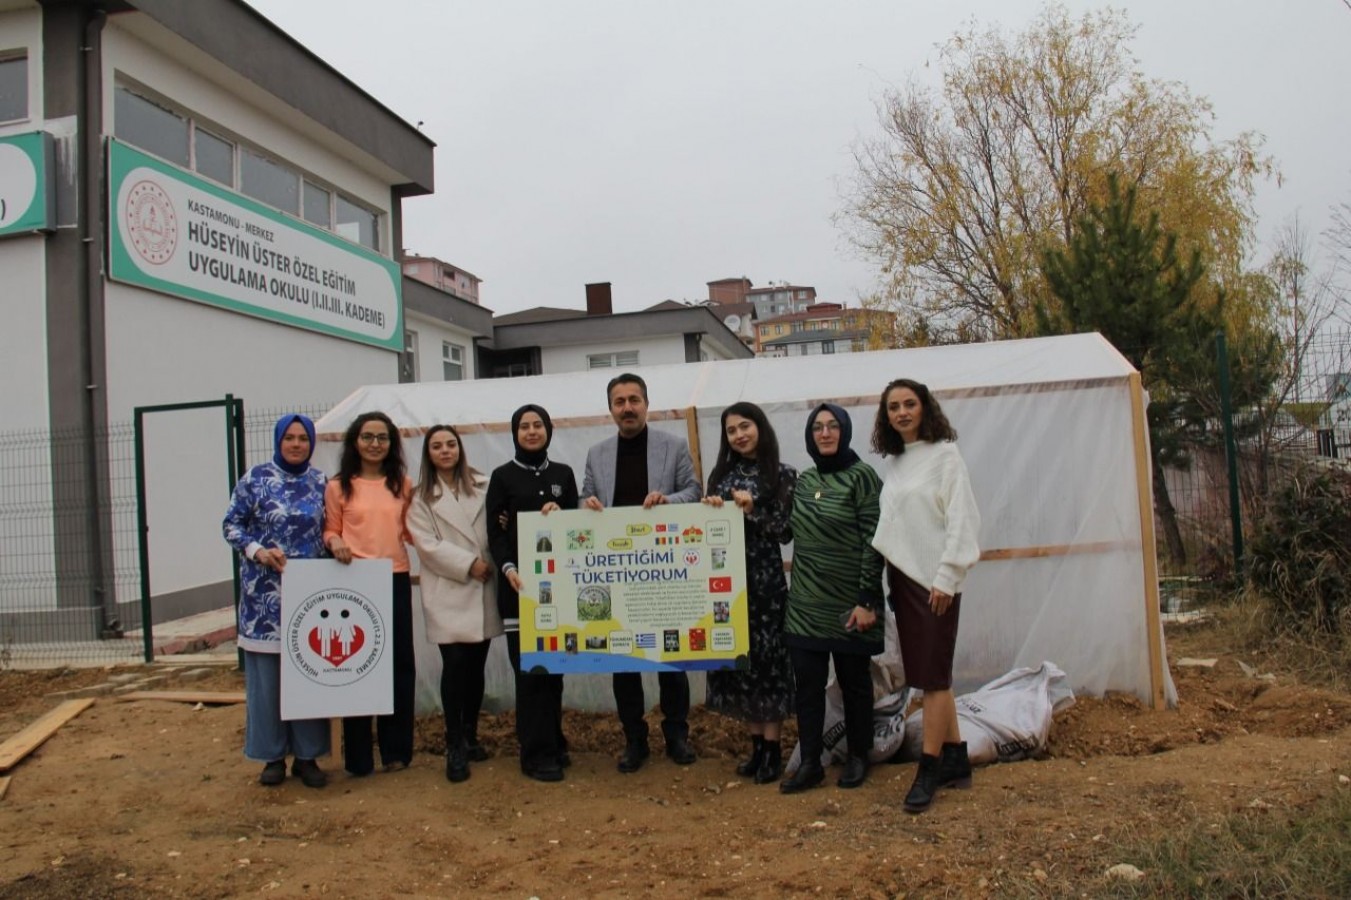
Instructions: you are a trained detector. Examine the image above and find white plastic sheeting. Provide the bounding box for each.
[314,332,1175,714]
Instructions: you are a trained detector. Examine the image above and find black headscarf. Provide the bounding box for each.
[805,402,860,475]
[272,413,316,476]
[511,404,554,467]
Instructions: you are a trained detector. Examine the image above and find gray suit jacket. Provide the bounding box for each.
[582,427,701,507]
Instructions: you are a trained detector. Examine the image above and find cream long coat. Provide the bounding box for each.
[407,474,503,644]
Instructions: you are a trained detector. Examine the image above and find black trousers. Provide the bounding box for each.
[437,639,491,748]
[612,671,689,745]
[789,646,873,765]
[506,631,565,769]
[343,572,416,774]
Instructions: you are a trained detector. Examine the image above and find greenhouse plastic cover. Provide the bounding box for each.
[316,332,1176,712]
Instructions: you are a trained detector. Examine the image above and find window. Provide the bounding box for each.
[402,329,418,381]
[336,194,379,251]
[588,350,639,369]
[822,340,835,354]
[241,147,299,214]
[303,181,331,228]
[442,341,465,381]
[0,53,27,122]
[193,128,234,186]
[774,324,784,335]
[114,86,189,166]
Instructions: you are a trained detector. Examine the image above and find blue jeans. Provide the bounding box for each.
[243,650,330,762]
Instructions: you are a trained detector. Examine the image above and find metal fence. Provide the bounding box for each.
[0,401,332,668]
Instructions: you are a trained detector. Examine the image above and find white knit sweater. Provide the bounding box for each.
[871,440,981,596]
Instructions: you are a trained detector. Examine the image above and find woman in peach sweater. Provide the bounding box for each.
[324,411,415,777]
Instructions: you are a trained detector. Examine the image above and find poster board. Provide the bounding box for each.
[518,503,748,674]
[280,559,393,719]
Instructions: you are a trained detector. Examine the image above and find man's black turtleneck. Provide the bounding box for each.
[612,427,649,507]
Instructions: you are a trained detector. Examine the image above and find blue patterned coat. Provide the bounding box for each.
[222,462,328,652]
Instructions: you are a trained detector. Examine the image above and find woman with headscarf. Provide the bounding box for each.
[779,403,885,794]
[407,425,502,783]
[485,404,579,782]
[870,379,981,813]
[325,411,415,777]
[701,402,797,784]
[222,413,331,788]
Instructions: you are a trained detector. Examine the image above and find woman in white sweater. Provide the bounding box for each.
[407,425,502,783]
[870,379,981,814]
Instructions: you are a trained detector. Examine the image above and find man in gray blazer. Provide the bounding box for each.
[582,372,701,772]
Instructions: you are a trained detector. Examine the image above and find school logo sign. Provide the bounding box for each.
[124,179,178,265]
[287,588,385,687]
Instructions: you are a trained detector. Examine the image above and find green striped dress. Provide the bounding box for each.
[783,461,885,655]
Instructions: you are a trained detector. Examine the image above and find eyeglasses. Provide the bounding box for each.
[811,422,842,434]
[358,433,391,445]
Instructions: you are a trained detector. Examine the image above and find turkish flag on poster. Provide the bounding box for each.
[708,576,732,593]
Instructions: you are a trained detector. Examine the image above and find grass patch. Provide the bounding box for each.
[1099,790,1351,898]
[1201,591,1351,692]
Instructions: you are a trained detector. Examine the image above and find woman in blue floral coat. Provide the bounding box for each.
[222,414,331,788]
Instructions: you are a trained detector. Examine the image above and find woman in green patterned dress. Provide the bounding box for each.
[780,403,885,794]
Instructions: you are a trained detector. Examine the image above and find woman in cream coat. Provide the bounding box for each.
[407,425,503,783]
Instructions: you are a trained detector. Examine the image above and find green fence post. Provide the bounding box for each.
[1216,329,1243,580]
[133,407,154,663]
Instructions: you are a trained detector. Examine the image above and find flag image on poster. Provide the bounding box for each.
[516,503,749,674]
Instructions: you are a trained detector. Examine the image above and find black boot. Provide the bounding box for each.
[939,741,972,789]
[904,754,941,813]
[464,718,489,762]
[445,739,470,783]
[754,740,782,784]
[779,758,825,794]
[837,754,868,789]
[736,735,765,777]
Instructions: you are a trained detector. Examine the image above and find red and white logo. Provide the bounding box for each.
[708,576,732,593]
[125,179,178,265]
[286,588,385,686]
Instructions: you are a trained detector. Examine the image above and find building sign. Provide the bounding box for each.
[107,140,402,351]
[0,132,54,237]
[280,559,394,719]
[517,504,750,674]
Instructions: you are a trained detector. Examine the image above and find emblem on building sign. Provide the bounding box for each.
[125,179,178,265]
[287,588,385,687]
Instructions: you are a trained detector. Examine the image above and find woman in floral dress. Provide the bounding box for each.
[702,402,796,784]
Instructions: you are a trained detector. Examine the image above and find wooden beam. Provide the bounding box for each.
[1129,372,1168,711]
[684,406,704,491]
[329,718,341,761]
[0,775,10,801]
[114,690,245,705]
[0,698,96,773]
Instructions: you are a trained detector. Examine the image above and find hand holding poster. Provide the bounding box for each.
[280,558,394,719]
[518,503,748,674]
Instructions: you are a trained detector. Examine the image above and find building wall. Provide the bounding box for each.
[404,311,478,383]
[0,237,49,428]
[539,334,690,374]
[0,7,42,135]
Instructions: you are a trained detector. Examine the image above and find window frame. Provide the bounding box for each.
[0,51,30,124]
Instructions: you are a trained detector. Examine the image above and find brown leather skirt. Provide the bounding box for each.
[886,563,961,690]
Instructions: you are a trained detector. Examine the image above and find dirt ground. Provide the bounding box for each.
[1,622,1349,899]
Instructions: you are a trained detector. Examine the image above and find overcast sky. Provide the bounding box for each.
[247,1,1351,316]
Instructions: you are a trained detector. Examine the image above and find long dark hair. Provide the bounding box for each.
[338,411,406,500]
[871,379,957,456]
[417,424,478,504]
[707,402,782,496]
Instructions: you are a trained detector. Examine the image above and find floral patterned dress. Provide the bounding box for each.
[222,461,328,652]
[705,460,797,722]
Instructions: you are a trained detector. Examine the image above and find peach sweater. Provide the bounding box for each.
[323,476,413,573]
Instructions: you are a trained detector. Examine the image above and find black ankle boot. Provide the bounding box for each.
[904,754,941,813]
[779,758,825,794]
[445,740,470,783]
[754,740,782,784]
[939,741,972,789]
[736,735,765,777]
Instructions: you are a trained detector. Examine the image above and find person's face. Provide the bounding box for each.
[279,421,311,466]
[609,383,649,438]
[887,387,923,444]
[811,410,842,456]
[517,412,548,452]
[427,429,460,474]
[724,414,759,459]
[356,419,391,464]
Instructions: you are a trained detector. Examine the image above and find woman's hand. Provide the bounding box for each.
[929,588,954,616]
[255,547,287,572]
[541,502,561,514]
[845,606,877,632]
[701,495,725,508]
[506,569,524,593]
[469,558,492,583]
[328,536,353,564]
[730,489,754,514]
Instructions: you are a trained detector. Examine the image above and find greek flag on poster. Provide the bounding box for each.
[635,633,657,649]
